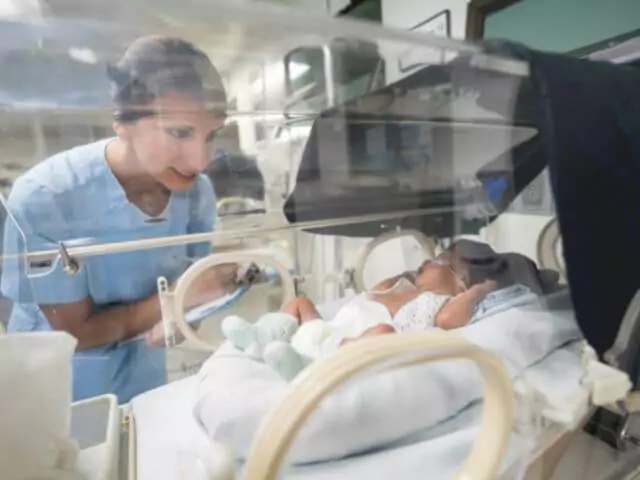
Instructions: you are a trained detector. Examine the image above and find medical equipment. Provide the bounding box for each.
[2,1,640,479]
[0,332,80,478]
[537,218,566,284]
[71,394,120,480]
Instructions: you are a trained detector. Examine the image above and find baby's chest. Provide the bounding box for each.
[332,298,392,336]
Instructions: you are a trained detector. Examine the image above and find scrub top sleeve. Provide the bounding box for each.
[1,187,89,305]
[187,175,216,260]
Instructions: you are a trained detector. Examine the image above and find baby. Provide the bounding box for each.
[221,239,547,380]
[283,249,497,359]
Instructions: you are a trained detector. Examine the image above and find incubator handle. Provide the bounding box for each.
[244,331,514,480]
[536,217,566,283]
[171,251,297,351]
[352,229,437,292]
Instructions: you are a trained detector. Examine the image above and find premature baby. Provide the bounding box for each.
[284,250,497,359]
[222,245,508,381]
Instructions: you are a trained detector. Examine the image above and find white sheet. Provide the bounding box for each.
[194,304,581,465]
[131,376,209,479]
[131,341,586,480]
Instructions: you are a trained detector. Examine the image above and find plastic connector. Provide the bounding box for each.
[540,390,590,430]
[585,360,632,407]
[514,376,590,431]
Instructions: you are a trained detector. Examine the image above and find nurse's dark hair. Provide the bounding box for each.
[107,36,227,123]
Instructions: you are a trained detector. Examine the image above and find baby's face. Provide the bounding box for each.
[415,254,466,295]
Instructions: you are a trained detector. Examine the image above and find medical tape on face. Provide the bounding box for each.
[437,258,468,293]
[365,257,468,297]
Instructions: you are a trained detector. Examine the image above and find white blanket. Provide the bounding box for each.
[131,341,586,480]
[194,303,582,465]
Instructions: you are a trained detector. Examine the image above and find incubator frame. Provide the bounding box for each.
[350,229,437,293]
[536,217,565,283]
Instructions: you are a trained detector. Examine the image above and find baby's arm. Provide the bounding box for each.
[435,280,497,330]
[340,323,396,346]
[282,297,322,325]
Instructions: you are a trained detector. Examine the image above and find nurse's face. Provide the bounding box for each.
[119,93,226,192]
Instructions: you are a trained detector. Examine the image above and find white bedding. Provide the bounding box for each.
[131,341,586,480]
[194,303,582,465]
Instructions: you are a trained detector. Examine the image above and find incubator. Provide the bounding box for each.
[1,1,640,479]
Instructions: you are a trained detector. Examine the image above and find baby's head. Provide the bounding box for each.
[413,239,499,294]
[414,253,467,295]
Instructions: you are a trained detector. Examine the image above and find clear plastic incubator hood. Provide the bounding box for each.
[1,1,640,480]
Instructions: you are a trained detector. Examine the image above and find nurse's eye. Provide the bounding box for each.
[205,125,224,143]
[165,127,194,140]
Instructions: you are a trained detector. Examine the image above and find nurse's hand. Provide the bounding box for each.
[144,317,204,348]
[183,263,239,309]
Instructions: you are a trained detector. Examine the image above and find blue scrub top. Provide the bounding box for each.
[1,138,216,403]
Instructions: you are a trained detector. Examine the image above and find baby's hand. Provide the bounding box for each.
[480,280,499,294]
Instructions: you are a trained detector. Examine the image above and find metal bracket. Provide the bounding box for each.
[616,402,640,452]
[157,277,176,348]
[343,268,356,291]
[58,241,80,276]
[237,263,264,288]
[293,274,306,296]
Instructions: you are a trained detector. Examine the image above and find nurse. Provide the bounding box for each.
[1,36,234,403]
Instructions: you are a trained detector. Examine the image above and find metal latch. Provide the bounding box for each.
[616,402,640,451]
[59,241,80,276]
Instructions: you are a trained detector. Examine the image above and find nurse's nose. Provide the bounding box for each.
[183,141,212,174]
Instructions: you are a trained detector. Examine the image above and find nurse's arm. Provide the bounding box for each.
[40,294,162,351]
[183,263,239,308]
